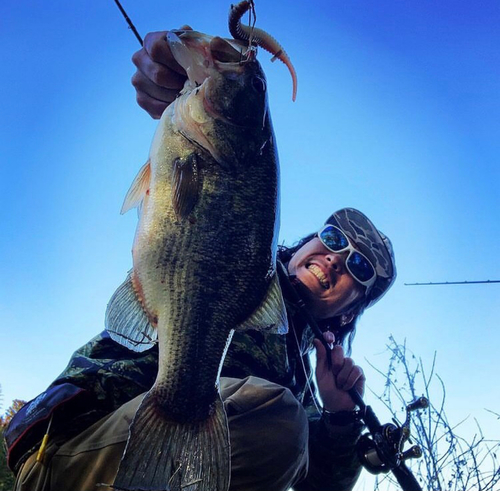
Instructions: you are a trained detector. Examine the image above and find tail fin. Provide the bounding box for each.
[112,392,230,491]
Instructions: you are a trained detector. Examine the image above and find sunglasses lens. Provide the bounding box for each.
[347,252,375,283]
[319,226,349,251]
[319,225,376,286]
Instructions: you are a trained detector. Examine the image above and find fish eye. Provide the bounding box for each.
[251,76,266,93]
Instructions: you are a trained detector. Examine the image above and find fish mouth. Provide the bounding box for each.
[167,30,245,86]
[306,264,330,290]
[167,30,250,128]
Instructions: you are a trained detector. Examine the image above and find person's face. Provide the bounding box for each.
[287,237,366,319]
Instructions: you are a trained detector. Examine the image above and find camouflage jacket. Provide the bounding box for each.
[6,290,362,491]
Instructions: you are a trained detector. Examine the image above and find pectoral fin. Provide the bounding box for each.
[172,154,202,218]
[236,274,289,334]
[121,160,151,215]
[105,271,157,352]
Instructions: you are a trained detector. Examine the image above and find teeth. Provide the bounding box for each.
[307,264,330,289]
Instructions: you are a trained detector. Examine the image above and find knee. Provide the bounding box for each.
[223,376,308,455]
[264,383,309,452]
[222,377,309,491]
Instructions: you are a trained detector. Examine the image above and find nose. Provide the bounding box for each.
[325,252,346,272]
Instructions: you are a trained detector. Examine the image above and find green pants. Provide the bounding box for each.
[15,377,309,491]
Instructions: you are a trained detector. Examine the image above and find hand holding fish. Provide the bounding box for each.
[131,29,190,119]
[131,1,298,120]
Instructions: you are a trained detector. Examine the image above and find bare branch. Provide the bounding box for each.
[366,337,500,491]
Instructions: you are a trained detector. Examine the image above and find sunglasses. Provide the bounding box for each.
[317,224,376,289]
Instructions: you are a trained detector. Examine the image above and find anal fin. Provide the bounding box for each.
[105,271,157,352]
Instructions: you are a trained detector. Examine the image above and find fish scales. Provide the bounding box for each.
[107,31,288,491]
[151,135,277,419]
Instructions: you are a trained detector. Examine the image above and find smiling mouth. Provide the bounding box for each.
[307,264,330,289]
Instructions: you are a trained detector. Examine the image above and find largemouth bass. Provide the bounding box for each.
[106,30,288,491]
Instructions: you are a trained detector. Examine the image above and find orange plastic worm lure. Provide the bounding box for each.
[229,0,298,101]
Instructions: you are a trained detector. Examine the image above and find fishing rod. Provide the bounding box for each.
[113,0,143,46]
[277,261,427,491]
[405,279,500,286]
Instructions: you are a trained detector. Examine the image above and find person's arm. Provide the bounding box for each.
[131,30,189,119]
[51,330,158,408]
[295,338,365,491]
[5,331,159,472]
[295,416,364,491]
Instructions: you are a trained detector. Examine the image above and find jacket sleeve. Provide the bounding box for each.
[4,331,158,473]
[50,330,158,410]
[294,412,364,491]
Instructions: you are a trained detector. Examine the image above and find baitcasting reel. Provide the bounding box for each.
[350,389,429,491]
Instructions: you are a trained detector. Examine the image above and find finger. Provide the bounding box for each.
[353,367,366,397]
[143,31,186,75]
[132,50,186,89]
[135,93,169,119]
[322,331,335,349]
[179,24,193,30]
[338,364,365,395]
[131,70,182,102]
[132,73,178,118]
[313,339,330,378]
[335,357,354,388]
[346,370,365,398]
[330,345,346,376]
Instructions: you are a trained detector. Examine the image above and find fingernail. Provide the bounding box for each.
[323,331,335,344]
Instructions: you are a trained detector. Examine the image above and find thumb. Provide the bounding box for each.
[314,338,330,377]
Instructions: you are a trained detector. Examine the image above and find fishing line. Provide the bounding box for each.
[291,321,322,417]
[247,0,257,50]
[277,261,325,416]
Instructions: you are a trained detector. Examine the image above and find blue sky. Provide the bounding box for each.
[1,0,499,483]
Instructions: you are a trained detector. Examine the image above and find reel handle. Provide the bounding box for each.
[407,397,429,413]
[402,446,423,461]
